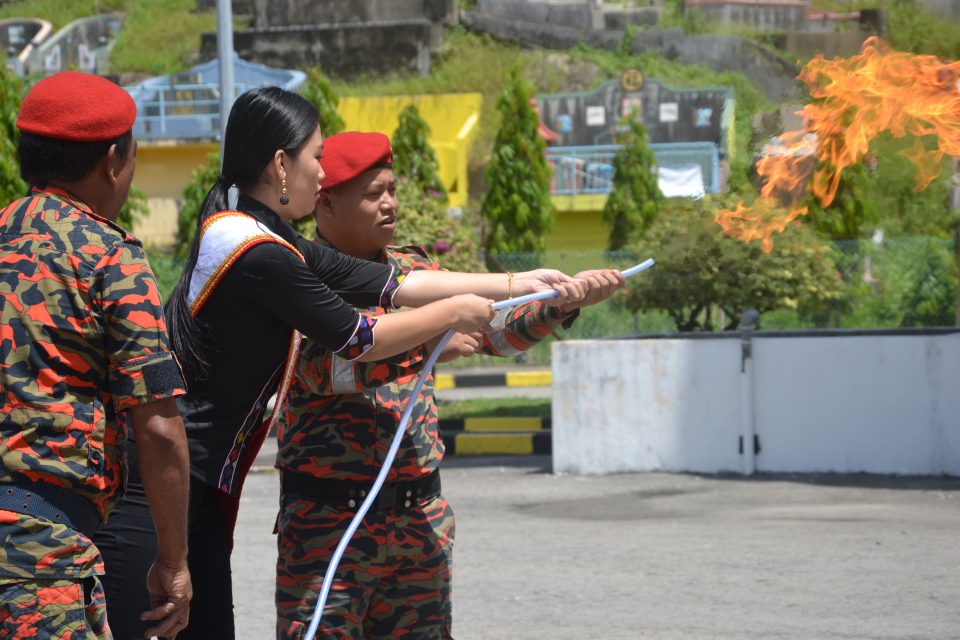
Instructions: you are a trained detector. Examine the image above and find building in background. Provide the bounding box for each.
[337,93,482,209]
[125,55,305,247]
[200,0,458,80]
[536,70,733,250]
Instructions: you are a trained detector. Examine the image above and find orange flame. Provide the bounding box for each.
[717,37,960,250]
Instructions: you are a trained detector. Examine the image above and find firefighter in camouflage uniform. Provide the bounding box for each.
[0,72,192,639]
[274,132,623,639]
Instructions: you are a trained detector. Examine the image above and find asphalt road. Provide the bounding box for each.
[232,456,960,640]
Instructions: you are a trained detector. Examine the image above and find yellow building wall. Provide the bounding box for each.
[132,141,219,248]
[337,93,482,208]
[129,95,613,252]
[546,194,608,251]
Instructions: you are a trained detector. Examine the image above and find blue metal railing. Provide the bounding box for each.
[130,81,263,141]
[545,142,721,196]
[126,56,307,142]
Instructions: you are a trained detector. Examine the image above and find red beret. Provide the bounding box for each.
[17,71,136,142]
[321,131,393,190]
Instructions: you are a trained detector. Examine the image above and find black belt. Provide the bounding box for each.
[282,469,441,513]
[0,482,100,539]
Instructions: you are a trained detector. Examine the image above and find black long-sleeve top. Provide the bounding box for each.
[178,195,398,488]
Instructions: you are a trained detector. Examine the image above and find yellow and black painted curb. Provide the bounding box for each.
[440,430,552,456]
[433,370,552,390]
[438,417,551,432]
[439,417,552,455]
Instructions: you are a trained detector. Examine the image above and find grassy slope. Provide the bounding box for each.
[3,3,771,163]
[0,0,126,27]
[109,0,217,75]
[336,28,771,186]
[0,0,216,76]
[809,0,960,59]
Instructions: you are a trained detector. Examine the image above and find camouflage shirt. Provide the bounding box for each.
[276,242,576,482]
[0,187,186,580]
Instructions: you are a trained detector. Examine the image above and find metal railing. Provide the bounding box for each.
[130,81,263,141]
[545,142,721,196]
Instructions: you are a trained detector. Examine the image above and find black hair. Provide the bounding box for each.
[165,86,319,382]
[18,130,133,186]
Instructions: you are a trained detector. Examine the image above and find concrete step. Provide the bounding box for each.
[439,417,552,456]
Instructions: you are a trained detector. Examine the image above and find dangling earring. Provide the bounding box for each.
[280,178,289,206]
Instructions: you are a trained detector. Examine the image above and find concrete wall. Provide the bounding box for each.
[475,0,597,29]
[460,10,801,102]
[666,34,801,102]
[475,0,661,30]
[202,0,457,79]
[201,20,434,78]
[687,1,808,31]
[922,0,960,21]
[196,0,252,13]
[684,0,870,34]
[253,0,457,28]
[775,29,871,59]
[131,141,219,249]
[553,331,960,476]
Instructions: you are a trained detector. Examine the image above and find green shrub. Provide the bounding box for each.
[392,104,447,202]
[0,66,25,205]
[602,115,664,250]
[622,195,843,331]
[301,67,345,137]
[393,178,482,273]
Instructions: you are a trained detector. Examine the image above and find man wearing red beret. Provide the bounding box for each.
[0,71,192,639]
[274,131,623,638]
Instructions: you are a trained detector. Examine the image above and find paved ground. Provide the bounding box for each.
[233,455,960,640]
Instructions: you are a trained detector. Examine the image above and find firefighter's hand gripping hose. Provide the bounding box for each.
[304,258,655,639]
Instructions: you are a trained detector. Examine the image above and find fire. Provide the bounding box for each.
[717,37,960,250]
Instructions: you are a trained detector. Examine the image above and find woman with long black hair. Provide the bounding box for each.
[94,86,582,639]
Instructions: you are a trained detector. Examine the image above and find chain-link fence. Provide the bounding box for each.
[146,238,958,367]
[493,237,959,340]
[821,236,957,329]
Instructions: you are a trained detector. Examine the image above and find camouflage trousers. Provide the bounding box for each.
[276,494,455,640]
[0,576,110,639]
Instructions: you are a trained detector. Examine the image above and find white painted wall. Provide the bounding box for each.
[552,332,960,476]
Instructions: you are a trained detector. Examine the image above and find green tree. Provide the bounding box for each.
[391,104,447,202]
[393,178,482,273]
[807,133,955,241]
[175,152,220,258]
[0,66,26,204]
[621,195,842,331]
[301,67,345,137]
[869,135,955,238]
[601,114,664,250]
[481,67,553,260]
[899,239,958,327]
[803,162,878,241]
[887,0,960,60]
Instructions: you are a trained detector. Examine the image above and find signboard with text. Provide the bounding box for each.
[536,72,731,152]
